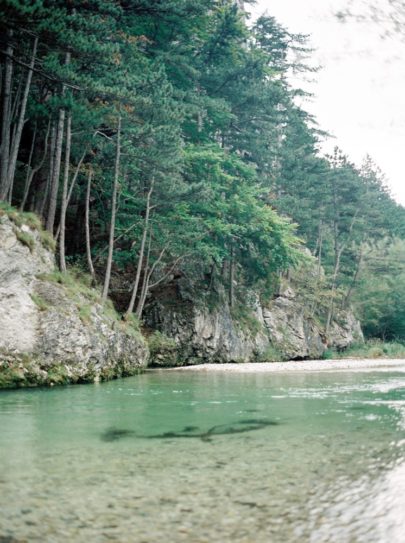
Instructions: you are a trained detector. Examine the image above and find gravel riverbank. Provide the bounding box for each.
[159,358,405,373]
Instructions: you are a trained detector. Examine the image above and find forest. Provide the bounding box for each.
[1,0,405,342]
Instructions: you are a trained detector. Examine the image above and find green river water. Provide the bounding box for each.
[1,365,405,542]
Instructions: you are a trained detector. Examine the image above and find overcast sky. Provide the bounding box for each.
[248,0,405,206]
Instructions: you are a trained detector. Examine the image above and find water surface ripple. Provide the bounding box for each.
[1,367,405,542]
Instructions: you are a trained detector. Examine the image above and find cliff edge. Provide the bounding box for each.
[0,210,148,388]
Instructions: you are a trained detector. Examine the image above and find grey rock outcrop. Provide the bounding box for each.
[146,299,269,365]
[0,214,148,387]
[328,310,364,350]
[261,287,326,359]
[146,279,363,366]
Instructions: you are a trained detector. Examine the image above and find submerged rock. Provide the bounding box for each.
[0,215,148,388]
[101,419,278,443]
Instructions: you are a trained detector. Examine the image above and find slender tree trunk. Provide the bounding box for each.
[135,232,152,318]
[325,246,343,334]
[0,29,14,200]
[7,36,38,201]
[46,107,65,231]
[20,124,36,209]
[343,246,363,308]
[325,195,359,334]
[125,180,154,317]
[10,74,22,124]
[316,219,323,277]
[102,115,121,303]
[46,51,70,232]
[135,242,172,319]
[59,113,71,272]
[20,120,50,211]
[137,251,185,319]
[229,244,235,309]
[55,147,86,241]
[85,168,95,280]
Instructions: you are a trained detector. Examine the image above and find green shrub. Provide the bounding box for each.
[257,345,286,362]
[121,313,143,339]
[30,293,49,312]
[321,348,335,360]
[231,304,262,337]
[0,367,26,388]
[15,229,35,252]
[78,304,92,324]
[40,229,56,252]
[0,203,42,230]
[327,340,405,360]
[148,330,177,355]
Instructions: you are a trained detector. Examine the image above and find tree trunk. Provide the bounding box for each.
[135,234,151,319]
[46,107,65,231]
[20,125,36,210]
[325,246,343,334]
[0,29,14,200]
[229,244,235,309]
[55,147,86,241]
[59,113,71,272]
[137,250,185,320]
[20,120,50,211]
[125,180,154,317]
[46,51,70,232]
[7,36,38,201]
[316,219,323,277]
[343,246,363,308]
[85,168,95,280]
[102,115,121,303]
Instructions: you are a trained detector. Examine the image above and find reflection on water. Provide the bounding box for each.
[1,367,405,542]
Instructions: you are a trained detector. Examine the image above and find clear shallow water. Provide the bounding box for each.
[1,368,405,542]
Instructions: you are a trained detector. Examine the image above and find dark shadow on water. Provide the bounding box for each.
[101,419,279,443]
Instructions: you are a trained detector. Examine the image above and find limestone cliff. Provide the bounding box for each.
[0,208,364,385]
[0,213,148,387]
[145,276,364,366]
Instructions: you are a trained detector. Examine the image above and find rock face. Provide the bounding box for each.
[145,281,364,366]
[0,214,148,387]
[261,287,326,360]
[146,299,269,365]
[0,211,364,381]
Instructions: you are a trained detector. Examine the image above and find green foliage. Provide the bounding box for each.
[148,331,178,364]
[257,345,287,363]
[39,230,56,252]
[30,293,49,312]
[15,229,35,252]
[0,356,70,389]
[39,268,100,304]
[1,0,404,339]
[230,304,262,338]
[78,304,92,324]
[353,239,405,340]
[325,340,405,360]
[0,203,41,230]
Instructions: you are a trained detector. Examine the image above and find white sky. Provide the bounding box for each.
[248,0,405,206]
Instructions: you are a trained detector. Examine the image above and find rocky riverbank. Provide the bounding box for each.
[163,358,405,373]
[0,208,364,388]
[144,276,364,366]
[0,211,148,388]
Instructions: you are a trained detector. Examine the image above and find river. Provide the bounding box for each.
[1,363,405,542]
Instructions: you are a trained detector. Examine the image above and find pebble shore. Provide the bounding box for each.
[163,358,405,373]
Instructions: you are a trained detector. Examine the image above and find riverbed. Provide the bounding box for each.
[1,361,405,542]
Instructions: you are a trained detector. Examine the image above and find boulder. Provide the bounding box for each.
[0,214,148,388]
